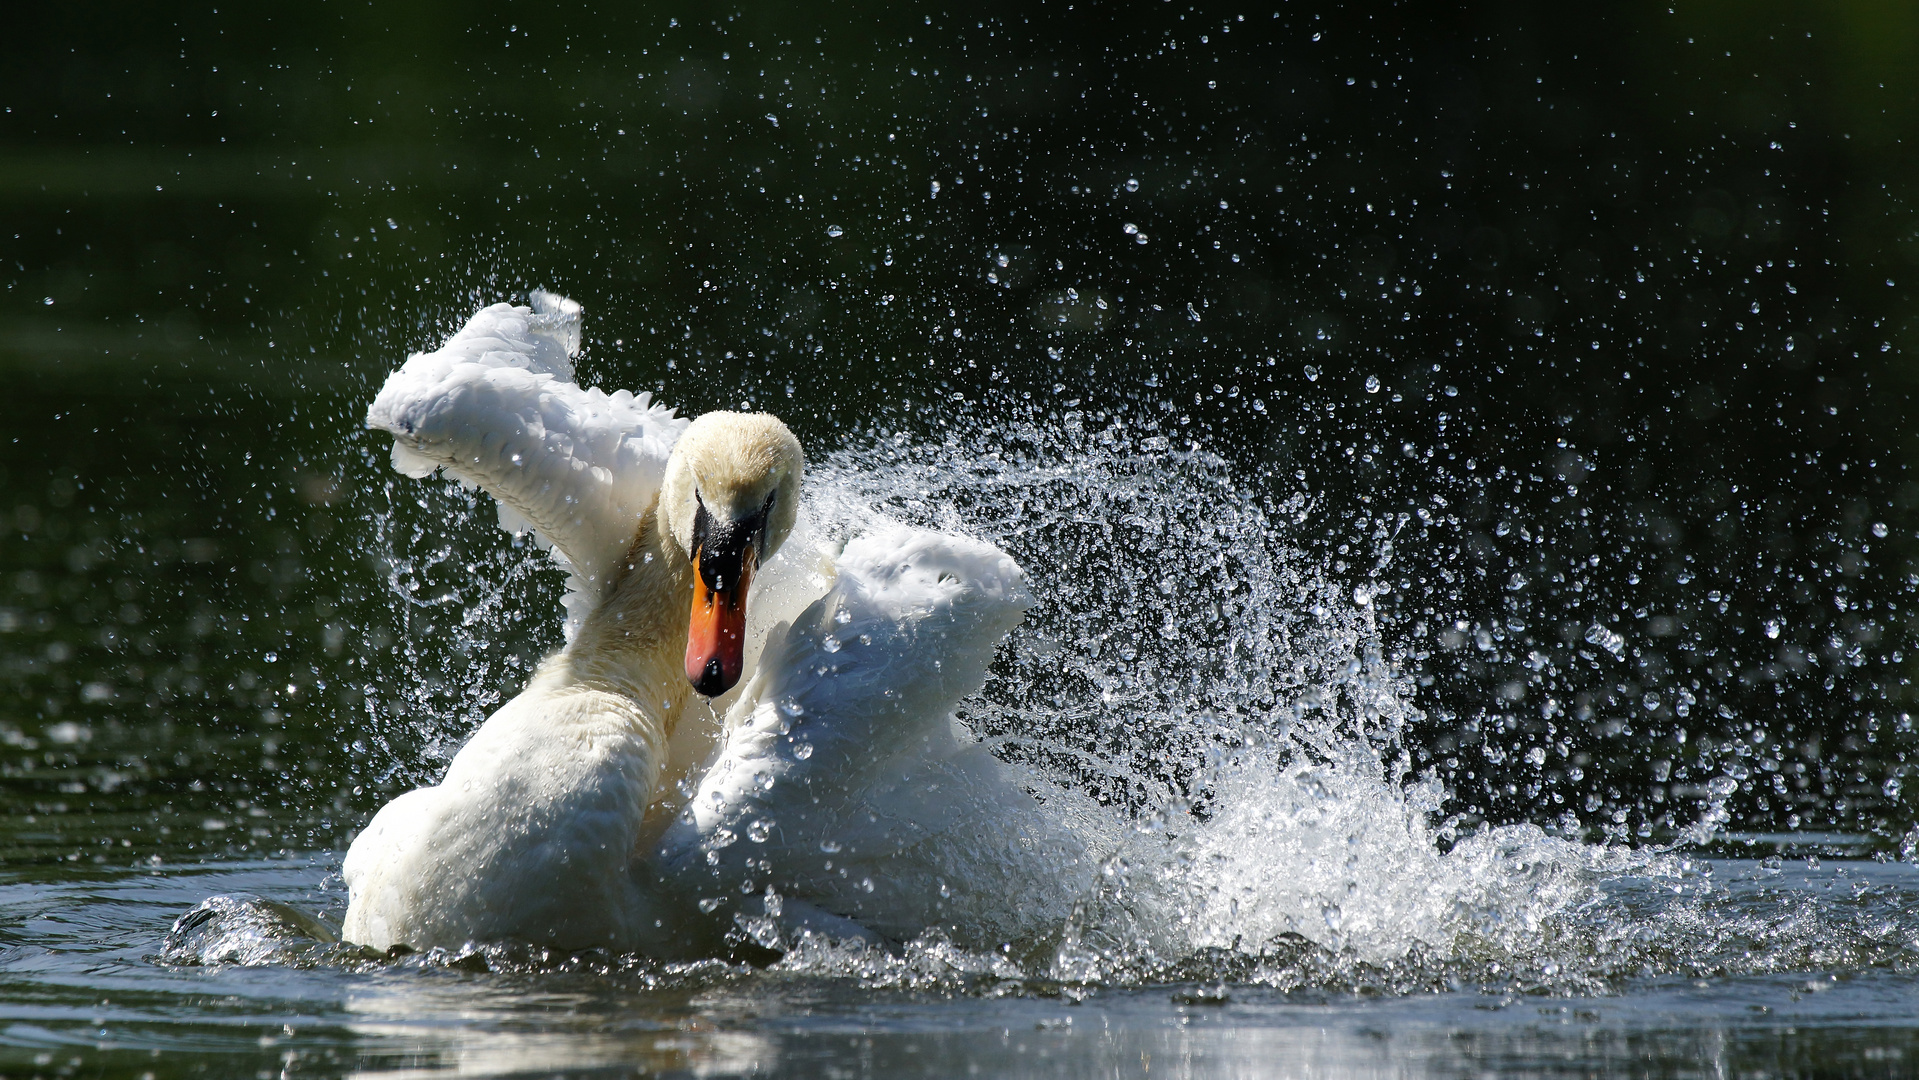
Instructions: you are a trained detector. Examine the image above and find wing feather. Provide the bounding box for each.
[366,291,688,636]
[656,525,1052,939]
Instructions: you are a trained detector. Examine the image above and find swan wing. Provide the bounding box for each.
[762,522,1035,778]
[657,524,1037,934]
[365,291,688,635]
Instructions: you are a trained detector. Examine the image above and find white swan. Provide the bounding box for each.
[343,292,1085,955]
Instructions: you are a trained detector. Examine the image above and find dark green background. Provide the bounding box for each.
[2,0,1916,862]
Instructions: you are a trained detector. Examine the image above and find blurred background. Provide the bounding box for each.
[1,0,1915,864]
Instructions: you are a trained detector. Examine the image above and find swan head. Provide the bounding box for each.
[659,411,805,697]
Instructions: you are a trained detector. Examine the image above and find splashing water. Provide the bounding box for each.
[781,404,1700,986]
[357,471,563,787]
[330,399,1736,991]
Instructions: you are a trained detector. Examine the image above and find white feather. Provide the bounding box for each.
[365,291,688,638]
[341,682,690,954]
[657,525,1095,945]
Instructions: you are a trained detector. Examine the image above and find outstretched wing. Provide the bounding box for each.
[656,524,1043,938]
[366,291,688,636]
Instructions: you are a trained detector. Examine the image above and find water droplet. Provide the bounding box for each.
[1583,624,1626,659]
[1304,365,1320,382]
[1524,746,1546,766]
[1874,522,1889,538]
[819,839,842,854]
[792,741,814,760]
[697,897,723,913]
[822,635,842,653]
[1125,178,1139,192]
[1364,375,1381,394]
[779,697,806,716]
[825,225,844,238]
[747,818,774,843]
[1764,618,1782,639]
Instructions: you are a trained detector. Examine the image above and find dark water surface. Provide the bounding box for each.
[6,856,1919,1077]
[5,2,1919,1076]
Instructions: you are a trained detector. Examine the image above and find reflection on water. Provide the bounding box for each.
[343,1001,778,1080]
[7,858,1919,1077]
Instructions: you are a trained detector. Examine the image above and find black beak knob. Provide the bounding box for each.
[692,656,729,698]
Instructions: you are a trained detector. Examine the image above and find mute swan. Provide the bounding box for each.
[344,292,799,954]
[343,292,1086,956]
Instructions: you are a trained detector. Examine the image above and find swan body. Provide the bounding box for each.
[341,659,678,952]
[344,291,1067,955]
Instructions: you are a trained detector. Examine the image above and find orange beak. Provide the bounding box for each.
[686,546,756,697]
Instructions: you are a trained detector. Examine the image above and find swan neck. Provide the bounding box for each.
[541,502,693,730]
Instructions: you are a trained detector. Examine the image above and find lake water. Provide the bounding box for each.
[5,4,1918,1077]
[6,853,1919,1077]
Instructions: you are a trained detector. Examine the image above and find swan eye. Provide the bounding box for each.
[750,489,779,555]
[691,497,713,552]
